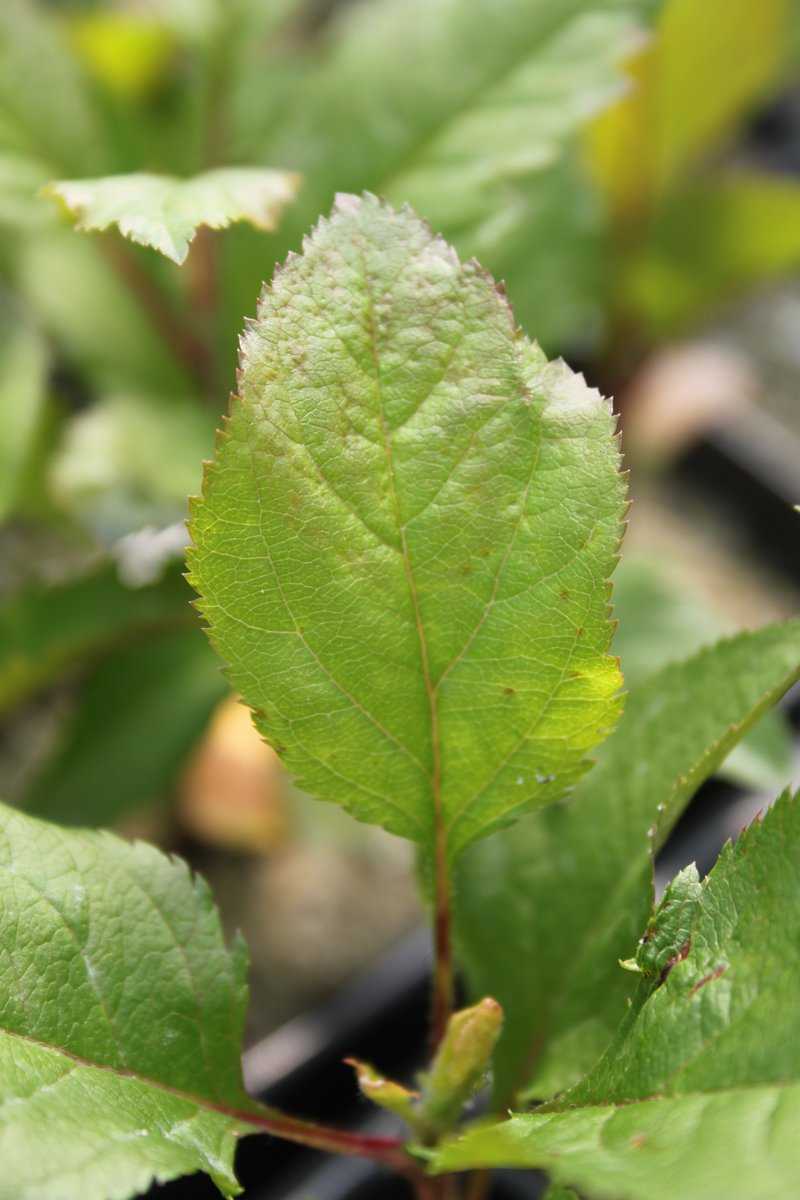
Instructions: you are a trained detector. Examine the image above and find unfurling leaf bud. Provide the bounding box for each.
[346,1058,420,1126]
[418,997,503,1137]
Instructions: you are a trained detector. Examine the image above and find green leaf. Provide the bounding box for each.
[15,228,192,396]
[0,799,258,1198]
[459,157,609,354]
[189,193,625,862]
[455,620,800,1104]
[436,791,800,1200]
[0,0,105,176]
[225,0,652,353]
[0,304,49,522]
[0,151,52,230]
[0,561,192,716]
[612,556,793,791]
[50,393,216,540]
[377,6,640,234]
[265,0,643,222]
[45,167,300,264]
[21,627,227,827]
[611,557,721,687]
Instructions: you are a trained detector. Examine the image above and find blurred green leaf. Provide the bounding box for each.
[0,561,192,716]
[49,392,216,538]
[0,151,53,231]
[22,626,226,827]
[455,622,800,1105]
[14,228,193,394]
[46,167,300,264]
[0,305,50,522]
[611,557,720,685]
[0,0,106,175]
[628,172,800,334]
[224,0,653,353]
[613,557,794,791]
[438,792,800,1200]
[264,0,643,220]
[451,158,609,353]
[140,0,225,45]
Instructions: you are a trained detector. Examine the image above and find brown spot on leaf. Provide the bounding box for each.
[688,965,728,997]
[658,938,691,986]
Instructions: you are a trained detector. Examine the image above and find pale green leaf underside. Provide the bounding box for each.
[455,620,800,1102]
[46,168,300,263]
[438,790,800,1199]
[189,193,625,861]
[0,801,256,1198]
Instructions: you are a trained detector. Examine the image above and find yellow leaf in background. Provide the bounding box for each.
[587,0,789,216]
[179,697,287,853]
[586,43,653,220]
[654,0,786,193]
[69,13,176,100]
[627,172,800,334]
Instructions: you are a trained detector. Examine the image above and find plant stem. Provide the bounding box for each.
[229,1103,418,1177]
[99,236,212,388]
[431,833,454,1048]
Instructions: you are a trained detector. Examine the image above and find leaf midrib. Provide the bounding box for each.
[0,1023,259,1130]
[357,239,443,851]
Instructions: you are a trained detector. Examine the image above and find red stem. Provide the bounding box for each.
[225,1103,418,1178]
[431,855,454,1048]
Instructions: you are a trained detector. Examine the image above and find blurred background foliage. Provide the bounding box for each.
[2,0,800,1029]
